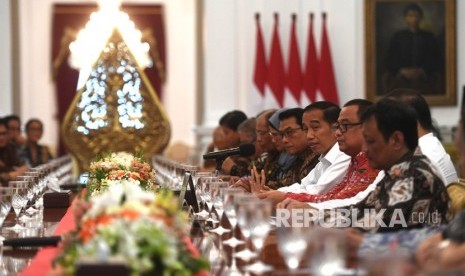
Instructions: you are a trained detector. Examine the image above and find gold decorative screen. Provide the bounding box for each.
[62,30,170,171]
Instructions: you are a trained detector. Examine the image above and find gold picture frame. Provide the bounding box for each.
[365,0,456,106]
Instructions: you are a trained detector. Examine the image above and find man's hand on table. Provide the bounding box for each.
[276,198,313,210]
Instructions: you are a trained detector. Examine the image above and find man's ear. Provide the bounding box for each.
[390,130,405,151]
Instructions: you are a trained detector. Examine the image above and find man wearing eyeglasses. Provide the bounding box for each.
[252,102,351,205]
[386,89,457,186]
[252,109,282,188]
[279,99,384,208]
[0,119,28,186]
[272,108,320,188]
[232,108,316,191]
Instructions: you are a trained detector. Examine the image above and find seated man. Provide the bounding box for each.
[4,115,25,154]
[279,99,451,233]
[222,118,257,176]
[0,119,28,185]
[203,126,229,169]
[253,102,351,205]
[216,110,247,175]
[344,112,465,264]
[267,108,298,188]
[219,110,247,148]
[386,88,457,185]
[252,109,282,187]
[263,108,320,190]
[284,99,383,204]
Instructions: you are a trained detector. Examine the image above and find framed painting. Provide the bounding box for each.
[365,0,456,106]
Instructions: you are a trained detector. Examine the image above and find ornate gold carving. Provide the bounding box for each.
[61,29,171,171]
[142,28,166,83]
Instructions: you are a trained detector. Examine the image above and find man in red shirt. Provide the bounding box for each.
[279,99,381,205]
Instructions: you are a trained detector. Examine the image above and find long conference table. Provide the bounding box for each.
[3,202,74,275]
[5,190,304,276]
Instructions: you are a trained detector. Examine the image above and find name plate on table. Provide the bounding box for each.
[178,173,199,213]
[76,261,130,276]
[43,191,71,208]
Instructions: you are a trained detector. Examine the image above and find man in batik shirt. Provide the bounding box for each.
[254,102,351,205]
[351,99,451,232]
[284,99,382,203]
[253,109,281,188]
[279,99,451,233]
[265,108,320,190]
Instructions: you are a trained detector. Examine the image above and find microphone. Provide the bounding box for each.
[3,236,61,248]
[203,143,255,160]
[60,183,87,190]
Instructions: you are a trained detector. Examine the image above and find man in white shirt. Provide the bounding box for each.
[252,101,351,205]
[386,89,457,185]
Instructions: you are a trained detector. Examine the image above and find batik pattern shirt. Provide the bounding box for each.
[0,144,25,185]
[285,152,379,202]
[267,147,319,190]
[346,153,452,233]
[257,151,280,184]
[358,226,441,258]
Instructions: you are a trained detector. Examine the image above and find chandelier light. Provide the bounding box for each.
[69,0,152,70]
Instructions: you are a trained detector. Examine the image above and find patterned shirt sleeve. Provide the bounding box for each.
[349,154,451,233]
[285,153,379,203]
[358,227,441,259]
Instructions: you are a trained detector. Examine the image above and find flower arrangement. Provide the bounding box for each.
[55,183,209,275]
[87,152,157,196]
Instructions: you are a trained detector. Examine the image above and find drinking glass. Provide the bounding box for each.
[201,178,222,226]
[223,188,246,246]
[244,200,273,274]
[193,174,214,218]
[221,188,245,274]
[309,227,346,276]
[0,188,12,240]
[16,175,38,214]
[7,257,27,275]
[6,183,28,233]
[234,194,259,261]
[277,224,310,271]
[195,176,221,222]
[208,182,230,235]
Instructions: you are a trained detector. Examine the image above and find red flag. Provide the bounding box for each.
[253,13,267,97]
[318,13,339,105]
[286,14,302,105]
[303,13,318,103]
[267,13,286,107]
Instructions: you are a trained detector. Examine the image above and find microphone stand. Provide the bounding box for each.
[214,157,225,176]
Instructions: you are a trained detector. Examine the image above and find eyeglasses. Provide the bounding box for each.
[256,130,270,137]
[269,131,282,138]
[333,122,362,133]
[280,127,303,138]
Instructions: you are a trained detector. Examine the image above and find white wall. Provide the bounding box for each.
[0,0,12,116]
[5,0,465,156]
[202,0,464,129]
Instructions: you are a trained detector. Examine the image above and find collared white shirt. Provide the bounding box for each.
[278,143,351,194]
[419,133,457,185]
[308,170,385,209]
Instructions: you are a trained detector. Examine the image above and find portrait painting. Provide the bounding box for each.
[365,0,456,106]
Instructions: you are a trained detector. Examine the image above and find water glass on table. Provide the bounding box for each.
[309,227,347,276]
[6,182,28,233]
[276,222,311,272]
[0,187,12,240]
[244,199,273,274]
